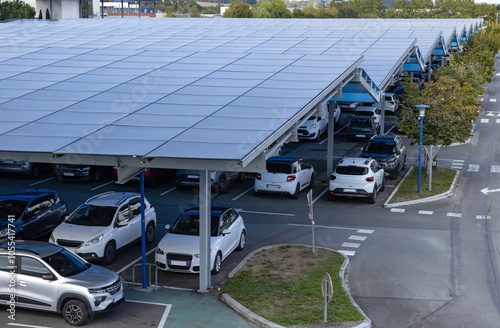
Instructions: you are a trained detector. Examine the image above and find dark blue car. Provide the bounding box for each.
[0,190,68,241]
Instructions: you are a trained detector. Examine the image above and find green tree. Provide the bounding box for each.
[46,8,50,19]
[38,9,43,19]
[350,0,386,18]
[253,0,292,18]
[0,1,36,20]
[398,76,480,147]
[223,0,252,18]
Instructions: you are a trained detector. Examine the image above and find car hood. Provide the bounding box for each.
[300,118,317,129]
[158,233,217,254]
[65,264,119,288]
[53,223,109,242]
[360,152,395,162]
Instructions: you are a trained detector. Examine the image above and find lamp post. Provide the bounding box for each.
[416,104,429,193]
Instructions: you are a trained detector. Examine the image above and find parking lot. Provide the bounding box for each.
[0,112,404,326]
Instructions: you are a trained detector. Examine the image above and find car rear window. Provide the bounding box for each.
[0,200,28,219]
[354,111,372,117]
[385,96,393,101]
[350,118,372,128]
[266,162,292,174]
[336,166,367,175]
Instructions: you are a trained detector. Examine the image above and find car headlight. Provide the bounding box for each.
[309,123,317,130]
[193,253,199,259]
[156,248,165,255]
[85,234,103,246]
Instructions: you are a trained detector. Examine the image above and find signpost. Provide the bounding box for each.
[307,189,315,253]
[321,273,333,322]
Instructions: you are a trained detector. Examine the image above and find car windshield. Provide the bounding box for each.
[170,214,220,237]
[336,166,367,175]
[354,111,373,117]
[365,142,395,154]
[0,200,28,219]
[42,248,89,277]
[266,162,292,174]
[66,204,116,226]
[350,118,372,128]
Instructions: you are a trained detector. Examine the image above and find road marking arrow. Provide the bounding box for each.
[480,187,500,195]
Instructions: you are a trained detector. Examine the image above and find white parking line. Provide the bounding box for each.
[160,187,177,195]
[341,242,360,248]
[240,210,295,217]
[418,210,434,215]
[312,188,328,204]
[338,250,356,256]
[468,164,480,172]
[318,125,348,145]
[232,187,253,201]
[447,213,462,217]
[491,98,497,102]
[91,180,115,191]
[476,215,491,220]
[28,176,55,186]
[126,300,172,328]
[117,247,158,274]
[349,235,367,241]
[7,323,54,328]
[491,165,500,173]
[357,229,374,234]
[390,208,405,213]
[288,224,362,231]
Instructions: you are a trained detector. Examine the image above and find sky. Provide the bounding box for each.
[476,0,500,4]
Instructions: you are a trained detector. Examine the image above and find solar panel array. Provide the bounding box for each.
[0,18,482,166]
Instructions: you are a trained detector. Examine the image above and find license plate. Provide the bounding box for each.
[187,175,198,179]
[169,260,188,266]
[355,135,365,137]
[63,172,75,176]
[267,184,280,189]
[113,290,123,303]
[343,188,356,193]
[1,161,14,164]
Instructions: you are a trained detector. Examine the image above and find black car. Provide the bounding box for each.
[0,190,68,240]
[53,164,112,183]
[360,135,407,178]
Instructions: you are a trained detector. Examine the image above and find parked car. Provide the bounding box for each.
[175,170,244,194]
[353,106,381,127]
[374,93,399,113]
[155,204,246,274]
[298,101,334,140]
[338,101,359,112]
[113,168,175,188]
[0,161,51,178]
[346,116,379,141]
[0,240,124,326]
[0,189,68,241]
[360,135,407,178]
[329,157,385,204]
[50,191,156,265]
[53,164,113,183]
[254,156,314,199]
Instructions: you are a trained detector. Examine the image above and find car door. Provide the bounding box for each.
[16,256,59,311]
[217,211,235,260]
[371,161,384,189]
[0,254,12,305]
[114,201,137,249]
[127,198,143,241]
[21,196,52,239]
[396,137,406,166]
[298,160,311,189]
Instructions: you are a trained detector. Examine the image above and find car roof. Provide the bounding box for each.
[85,191,139,207]
[369,135,397,143]
[0,240,62,257]
[0,189,57,201]
[350,115,374,121]
[266,156,299,164]
[355,106,377,111]
[182,204,234,217]
[337,157,373,166]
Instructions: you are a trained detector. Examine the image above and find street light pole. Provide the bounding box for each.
[416,104,429,193]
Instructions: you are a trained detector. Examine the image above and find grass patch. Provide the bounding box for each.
[389,166,457,203]
[221,246,364,326]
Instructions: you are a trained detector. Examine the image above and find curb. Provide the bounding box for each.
[222,244,371,328]
[383,167,461,208]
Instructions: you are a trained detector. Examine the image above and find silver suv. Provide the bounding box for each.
[0,240,123,326]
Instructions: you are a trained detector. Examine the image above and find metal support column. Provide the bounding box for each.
[380,91,385,135]
[140,171,147,289]
[326,101,336,179]
[121,0,123,17]
[139,1,141,18]
[198,170,211,293]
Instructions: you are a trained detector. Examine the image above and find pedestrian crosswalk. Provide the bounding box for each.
[446,162,500,173]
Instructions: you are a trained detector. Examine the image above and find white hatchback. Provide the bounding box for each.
[155,205,246,274]
[254,156,314,199]
[328,157,385,204]
[50,191,156,265]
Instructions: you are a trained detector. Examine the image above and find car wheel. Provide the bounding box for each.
[290,183,300,199]
[146,222,155,244]
[63,299,89,326]
[92,168,102,182]
[212,252,222,274]
[380,176,385,191]
[368,186,377,204]
[402,157,406,170]
[236,231,246,251]
[102,242,116,265]
[254,190,262,197]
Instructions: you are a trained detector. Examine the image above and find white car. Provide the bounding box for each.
[353,106,381,128]
[298,101,339,140]
[254,156,314,199]
[374,93,399,113]
[50,191,156,265]
[328,157,385,204]
[155,205,246,274]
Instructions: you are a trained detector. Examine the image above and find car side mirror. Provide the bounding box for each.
[42,273,55,280]
[222,229,231,236]
[165,224,171,231]
[117,220,128,227]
